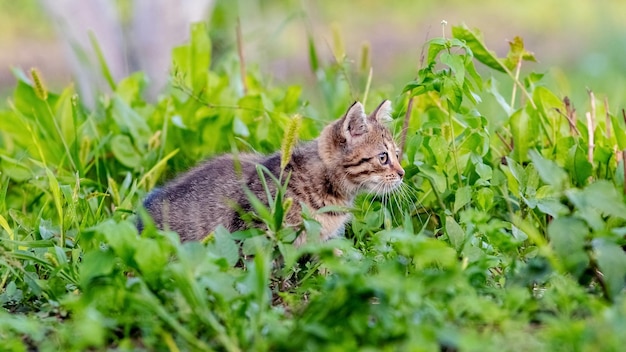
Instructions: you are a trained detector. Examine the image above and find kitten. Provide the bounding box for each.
[141,100,405,244]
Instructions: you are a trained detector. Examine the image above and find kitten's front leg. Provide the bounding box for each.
[293,212,349,247]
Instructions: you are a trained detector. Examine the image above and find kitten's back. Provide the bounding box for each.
[143,153,262,241]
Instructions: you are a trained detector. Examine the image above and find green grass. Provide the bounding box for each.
[1,22,626,351]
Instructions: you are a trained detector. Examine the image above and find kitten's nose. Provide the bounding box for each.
[396,165,405,178]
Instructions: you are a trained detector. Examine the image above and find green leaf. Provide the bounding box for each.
[524,72,545,89]
[535,198,570,218]
[533,86,563,113]
[428,135,449,167]
[232,116,250,137]
[110,134,141,168]
[0,214,15,241]
[0,155,31,182]
[611,113,626,150]
[98,220,139,263]
[116,72,147,104]
[171,22,211,94]
[565,144,592,186]
[426,38,448,65]
[446,216,466,251]
[454,186,472,213]
[242,235,273,256]
[566,180,626,220]
[307,33,319,73]
[475,162,492,183]
[45,168,64,229]
[486,78,512,115]
[89,32,116,90]
[38,219,56,240]
[547,217,589,278]
[111,96,152,144]
[442,76,463,110]
[244,248,271,307]
[134,238,168,278]
[273,190,286,231]
[189,23,211,92]
[528,150,568,189]
[502,157,525,195]
[503,36,536,71]
[419,165,447,194]
[413,237,458,270]
[533,86,563,139]
[80,249,117,289]
[593,239,626,300]
[440,52,466,86]
[509,108,531,162]
[476,187,495,211]
[452,24,506,73]
[212,226,239,267]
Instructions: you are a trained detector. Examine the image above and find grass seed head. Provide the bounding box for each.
[30,67,48,101]
[281,114,302,170]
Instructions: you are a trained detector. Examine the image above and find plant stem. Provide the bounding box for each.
[236,18,248,95]
[400,96,414,155]
[448,106,463,187]
[362,67,373,107]
[586,111,594,164]
[510,57,522,109]
[604,96,610,139]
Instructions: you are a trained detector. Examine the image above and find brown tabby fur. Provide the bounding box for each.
[141,100,405,244]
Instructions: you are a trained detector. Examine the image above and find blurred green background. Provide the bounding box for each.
[1,0,625,110]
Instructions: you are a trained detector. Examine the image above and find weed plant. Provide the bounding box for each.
[1,23,626,351]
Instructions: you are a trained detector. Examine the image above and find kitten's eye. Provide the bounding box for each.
[378,152,389,165]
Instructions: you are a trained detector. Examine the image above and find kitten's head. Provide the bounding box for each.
[320,100,405,197]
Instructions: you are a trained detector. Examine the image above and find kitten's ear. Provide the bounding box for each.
[342,101,368,139]
[370,100,393,123]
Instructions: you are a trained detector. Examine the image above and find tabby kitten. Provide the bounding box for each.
[141,100,405,244]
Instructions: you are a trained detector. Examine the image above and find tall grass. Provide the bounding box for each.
[1,22,626,351]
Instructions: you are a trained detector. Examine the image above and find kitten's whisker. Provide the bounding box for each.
[383,184,390,226]
[392,190,403,222]
[398,184,416,211]
[399,182,428,226]
[389,183,407,222]
[368,181,386,221]
[359,179,378,215]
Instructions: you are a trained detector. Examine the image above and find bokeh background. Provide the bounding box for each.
[1,0,625,110]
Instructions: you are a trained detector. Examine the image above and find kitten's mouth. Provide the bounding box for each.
[387,180,403,193]
[365,179,403,195]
